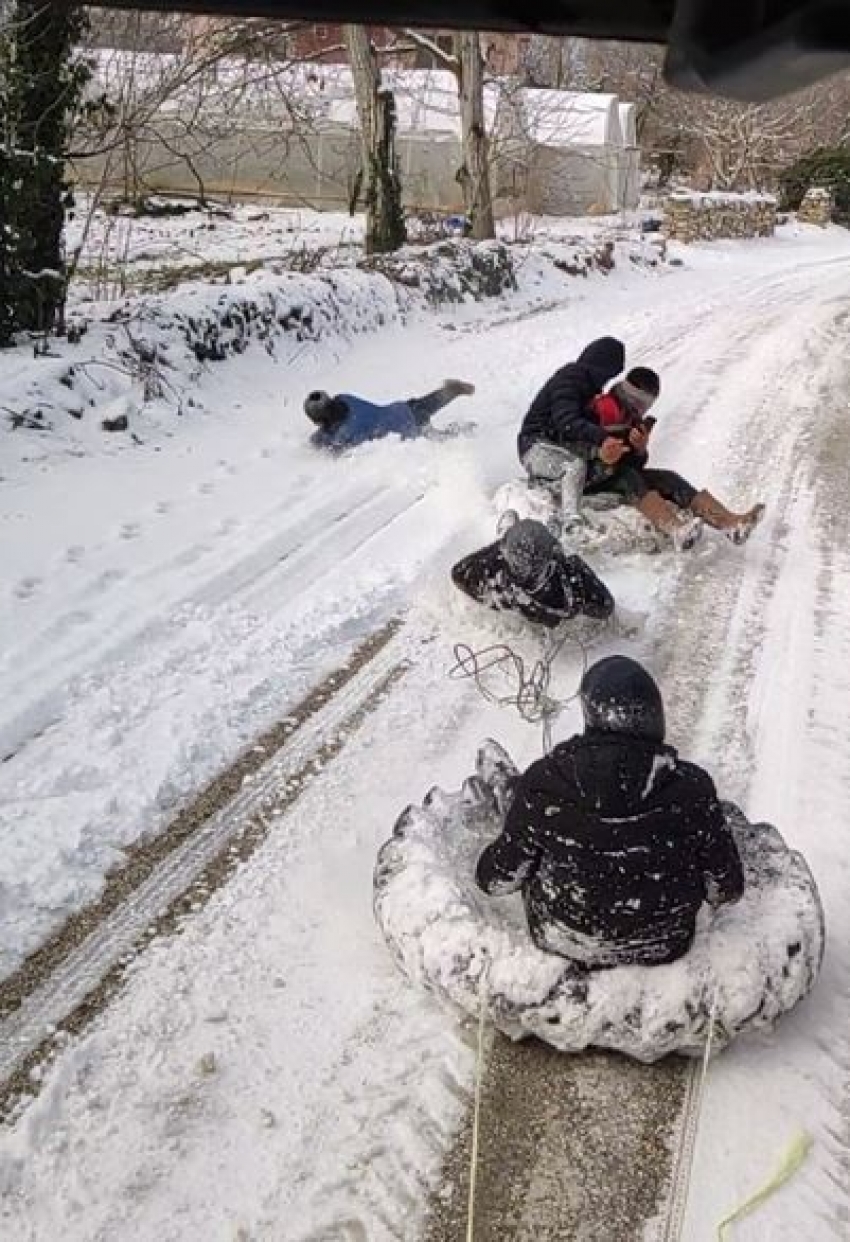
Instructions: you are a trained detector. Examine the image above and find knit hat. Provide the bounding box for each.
[501,518,560,589]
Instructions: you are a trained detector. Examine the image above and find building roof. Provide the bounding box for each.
[88,50,632,148]
[521,90,622,148]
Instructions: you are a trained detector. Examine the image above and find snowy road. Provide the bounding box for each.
[2,225,850,1239]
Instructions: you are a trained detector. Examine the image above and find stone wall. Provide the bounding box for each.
[797,187,832,226]
[663,190,777,243]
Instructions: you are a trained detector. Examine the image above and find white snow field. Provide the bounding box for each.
[2,217,850,1240]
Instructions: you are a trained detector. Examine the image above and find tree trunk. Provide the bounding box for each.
[455,31,495,241]
[344,24,405,255]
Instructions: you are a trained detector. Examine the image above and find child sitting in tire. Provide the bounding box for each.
[476,656,745,967]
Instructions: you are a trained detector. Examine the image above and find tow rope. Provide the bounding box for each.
[716,1131,813,1240]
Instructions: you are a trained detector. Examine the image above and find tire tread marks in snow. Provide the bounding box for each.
[0,619,413,1120]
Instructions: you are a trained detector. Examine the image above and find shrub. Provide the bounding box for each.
[778,148,850,224]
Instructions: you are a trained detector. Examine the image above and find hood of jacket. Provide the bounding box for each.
[576,336,626,386]
[543,733,679,818]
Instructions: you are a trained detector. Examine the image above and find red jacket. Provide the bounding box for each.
[591,392,639,431]
[590,392,650,464]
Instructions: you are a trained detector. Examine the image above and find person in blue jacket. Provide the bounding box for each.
[305,378,475,450]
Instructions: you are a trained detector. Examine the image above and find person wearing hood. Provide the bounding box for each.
[475,656,744,968]
[451,515,615,629]
[305,378,475,451]
[517,337,626,522]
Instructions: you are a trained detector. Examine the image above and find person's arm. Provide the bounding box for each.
[628,415,654,462]
[548,369,610,456]
[693,774,745,907]
[476,778,542,896]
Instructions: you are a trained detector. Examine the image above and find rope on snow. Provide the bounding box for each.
[466,957,489,1242]
[448,621,599,753]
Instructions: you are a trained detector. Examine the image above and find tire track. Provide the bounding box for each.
[0,617,421,1120]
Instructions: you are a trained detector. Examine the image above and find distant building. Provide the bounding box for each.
[79,53,641,217]
[496,88,640,213]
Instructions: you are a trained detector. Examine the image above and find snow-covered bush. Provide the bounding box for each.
[779,148,850,224]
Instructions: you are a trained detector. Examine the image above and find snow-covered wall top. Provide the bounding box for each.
[669,189,778,207]
[664,189,778,243]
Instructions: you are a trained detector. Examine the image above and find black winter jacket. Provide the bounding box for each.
[451,540,614,629]
[476,732,744,967]
[517,337,626,461]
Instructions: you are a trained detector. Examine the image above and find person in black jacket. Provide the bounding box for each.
[517,337,626,524]
[476,656,744,968]
[451,516,614,629]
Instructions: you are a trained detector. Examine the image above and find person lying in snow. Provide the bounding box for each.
[583,367,765,549]
[451,515,614,629]
[305,378,475,450]
[476,655,744,968]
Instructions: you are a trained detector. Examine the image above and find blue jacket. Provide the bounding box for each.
[311,394,420,450]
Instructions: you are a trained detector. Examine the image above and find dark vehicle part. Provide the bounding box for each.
[84,0,850,102]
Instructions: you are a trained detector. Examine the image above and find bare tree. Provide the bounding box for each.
[73,17,362,216]
[681,95,815,189]
[570,35,845,189]
[344,24,405,253]
[523,34,588,90]
[401,28,495,238]
[455,31,495,238]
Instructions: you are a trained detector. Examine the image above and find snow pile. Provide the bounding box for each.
[374,740,825,1062]
[361,239,516,306]
[109,266,401,369]
[0,267,401,441]
[493,477,669,556]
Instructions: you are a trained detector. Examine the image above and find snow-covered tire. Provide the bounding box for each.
[494,478,670,557]
[373,740,825,1063]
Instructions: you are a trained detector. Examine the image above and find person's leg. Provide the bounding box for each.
[689,489,766,544]
[587,463,651,502]
[573,462,702,551]
[641,469,765,545]
[641,468,698,510]
[521,442,587,521]
[408,378,475,426]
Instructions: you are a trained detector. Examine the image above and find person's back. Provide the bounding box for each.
[476,656,743,967]
[309,393,419,450]
[451,516,614,629]
[517,336,625,461]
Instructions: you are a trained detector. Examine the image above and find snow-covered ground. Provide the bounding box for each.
[65,201,367,292]
[63,197,650,295]
[2,216,850,1239]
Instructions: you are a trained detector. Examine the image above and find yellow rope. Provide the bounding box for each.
[717,1131,813,1240]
